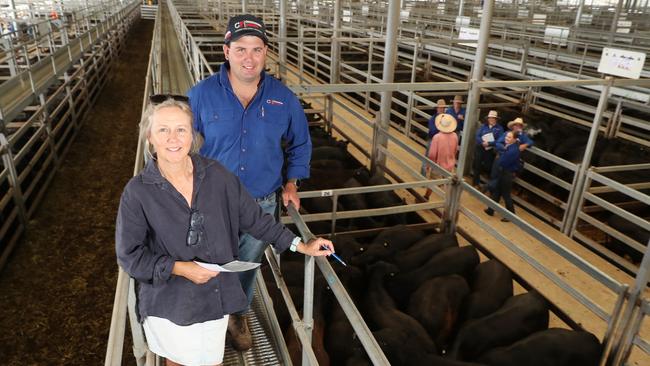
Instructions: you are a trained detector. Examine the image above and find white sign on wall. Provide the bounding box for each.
[400,10,410,21]
[518,9,529,18]
[598,47,646,79]
[458,27,480,48]
[532,14,547,25]
[543,26,570,46]
[362,5,369,16]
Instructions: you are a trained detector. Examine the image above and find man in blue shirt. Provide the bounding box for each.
[426,98,448,138]
[472,110,504,186]
[188,14,311,351]
[445,95,466,133]
[485,131,522,221]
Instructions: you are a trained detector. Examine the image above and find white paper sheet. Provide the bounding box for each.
[481,132,495,142]
[194,260,261,272]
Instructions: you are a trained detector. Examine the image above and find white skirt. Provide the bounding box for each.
[143,315,229,366]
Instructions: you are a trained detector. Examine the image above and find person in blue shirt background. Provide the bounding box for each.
[187,14,311,351]
[472,110,504,186]
[427,98,448,138]
[445,95,466,133]
[485,131,522,221]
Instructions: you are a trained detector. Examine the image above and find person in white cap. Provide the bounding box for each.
[445,95,466,133]
[424,114,458,200]
[472,110,504,187]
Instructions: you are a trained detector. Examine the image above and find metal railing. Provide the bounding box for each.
[0,0,140,272]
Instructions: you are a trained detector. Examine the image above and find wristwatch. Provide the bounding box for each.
[289,236,302,252]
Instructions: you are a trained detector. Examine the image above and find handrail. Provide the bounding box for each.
[283,203,391,365]
[105,3,162,365]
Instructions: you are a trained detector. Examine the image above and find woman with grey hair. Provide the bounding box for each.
[116,94,334,366]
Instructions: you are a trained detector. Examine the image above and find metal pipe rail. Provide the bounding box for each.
[281,203,391,365]
[0,0,141,124]
[0,0,140,272]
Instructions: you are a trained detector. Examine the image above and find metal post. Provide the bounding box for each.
[279,0,287,80]
[0,134,27,225]
[608,238,650,365]
[562,77,612,235]
[459,0,465,17]
[371,0,401,175]
[330,0,341,84]
[608,0,624,45]
[405,34,420,138]
[242,0,247,13]
[444,0,495,233]
[301,252,316,365]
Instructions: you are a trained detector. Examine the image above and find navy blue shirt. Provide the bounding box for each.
[498,143,523,172]
[115,154,296,325]
[427,112,444,138]
[445,106,466,132]
[496,131,534,152]
[188,62,312,199]
[475,123,505,148]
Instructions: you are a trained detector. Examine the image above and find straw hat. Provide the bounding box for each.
[453,95,464,103]
[436,99,447,108]
[507,117,526,129]
[486,110,499,119]
[434,113,458,133]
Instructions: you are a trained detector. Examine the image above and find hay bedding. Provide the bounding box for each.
[0,19,153,365]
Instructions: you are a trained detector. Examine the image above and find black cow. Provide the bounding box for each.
[386,246,480,306]
[450,290,549,361]
[477,328,601,366]
[351,225,427,266]
[461,260,513,321]
[394,232,458,272]
[364,261,437,354]
[407,274,470,348]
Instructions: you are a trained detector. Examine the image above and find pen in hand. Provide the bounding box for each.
[321,245,347,267]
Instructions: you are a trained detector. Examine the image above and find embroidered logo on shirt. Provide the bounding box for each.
[266,99,284,106]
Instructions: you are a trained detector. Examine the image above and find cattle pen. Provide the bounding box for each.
[0,0,649,365]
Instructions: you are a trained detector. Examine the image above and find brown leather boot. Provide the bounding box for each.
[228,314,253,351]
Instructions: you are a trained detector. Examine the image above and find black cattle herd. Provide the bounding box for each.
[255,102,630,365]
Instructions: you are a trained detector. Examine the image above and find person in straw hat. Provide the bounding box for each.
[423,114,458,200]
[427,98,448,138]
[445,95,466,133]
[472,110,504,187]
[496,117,534,153]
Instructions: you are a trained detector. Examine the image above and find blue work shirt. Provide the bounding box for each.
[475,123,505,148]
[496,131,534,152]
[427,112,444,138]
[498,143,523,172]
[188,63,312,199]
[445,106,466,132]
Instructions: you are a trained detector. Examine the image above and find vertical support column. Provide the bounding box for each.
[405,34,421,138]
[569,0,585,53]
[365,41,374,112]
[608,0,624,45]
[370,0,400,176]
[38,93,60,167]
[0,134,27,225]
[279,0,287,81]
[562,77,612,235]
[242,0,247,13]
[330,0,341,84]
[608,238,650,365]
[443,0,495,233]
[301,254,315,366]
[458,0,465,17]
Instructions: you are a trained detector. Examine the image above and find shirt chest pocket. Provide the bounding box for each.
[204,108,236,125]
[259,104,289,126]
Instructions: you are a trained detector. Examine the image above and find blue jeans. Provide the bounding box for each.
[235,192,278,315]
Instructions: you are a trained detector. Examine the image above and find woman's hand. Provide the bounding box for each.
[172,261,219,284]
[296,237,335,257]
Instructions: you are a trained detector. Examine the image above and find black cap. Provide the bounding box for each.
[224,14,268,45]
